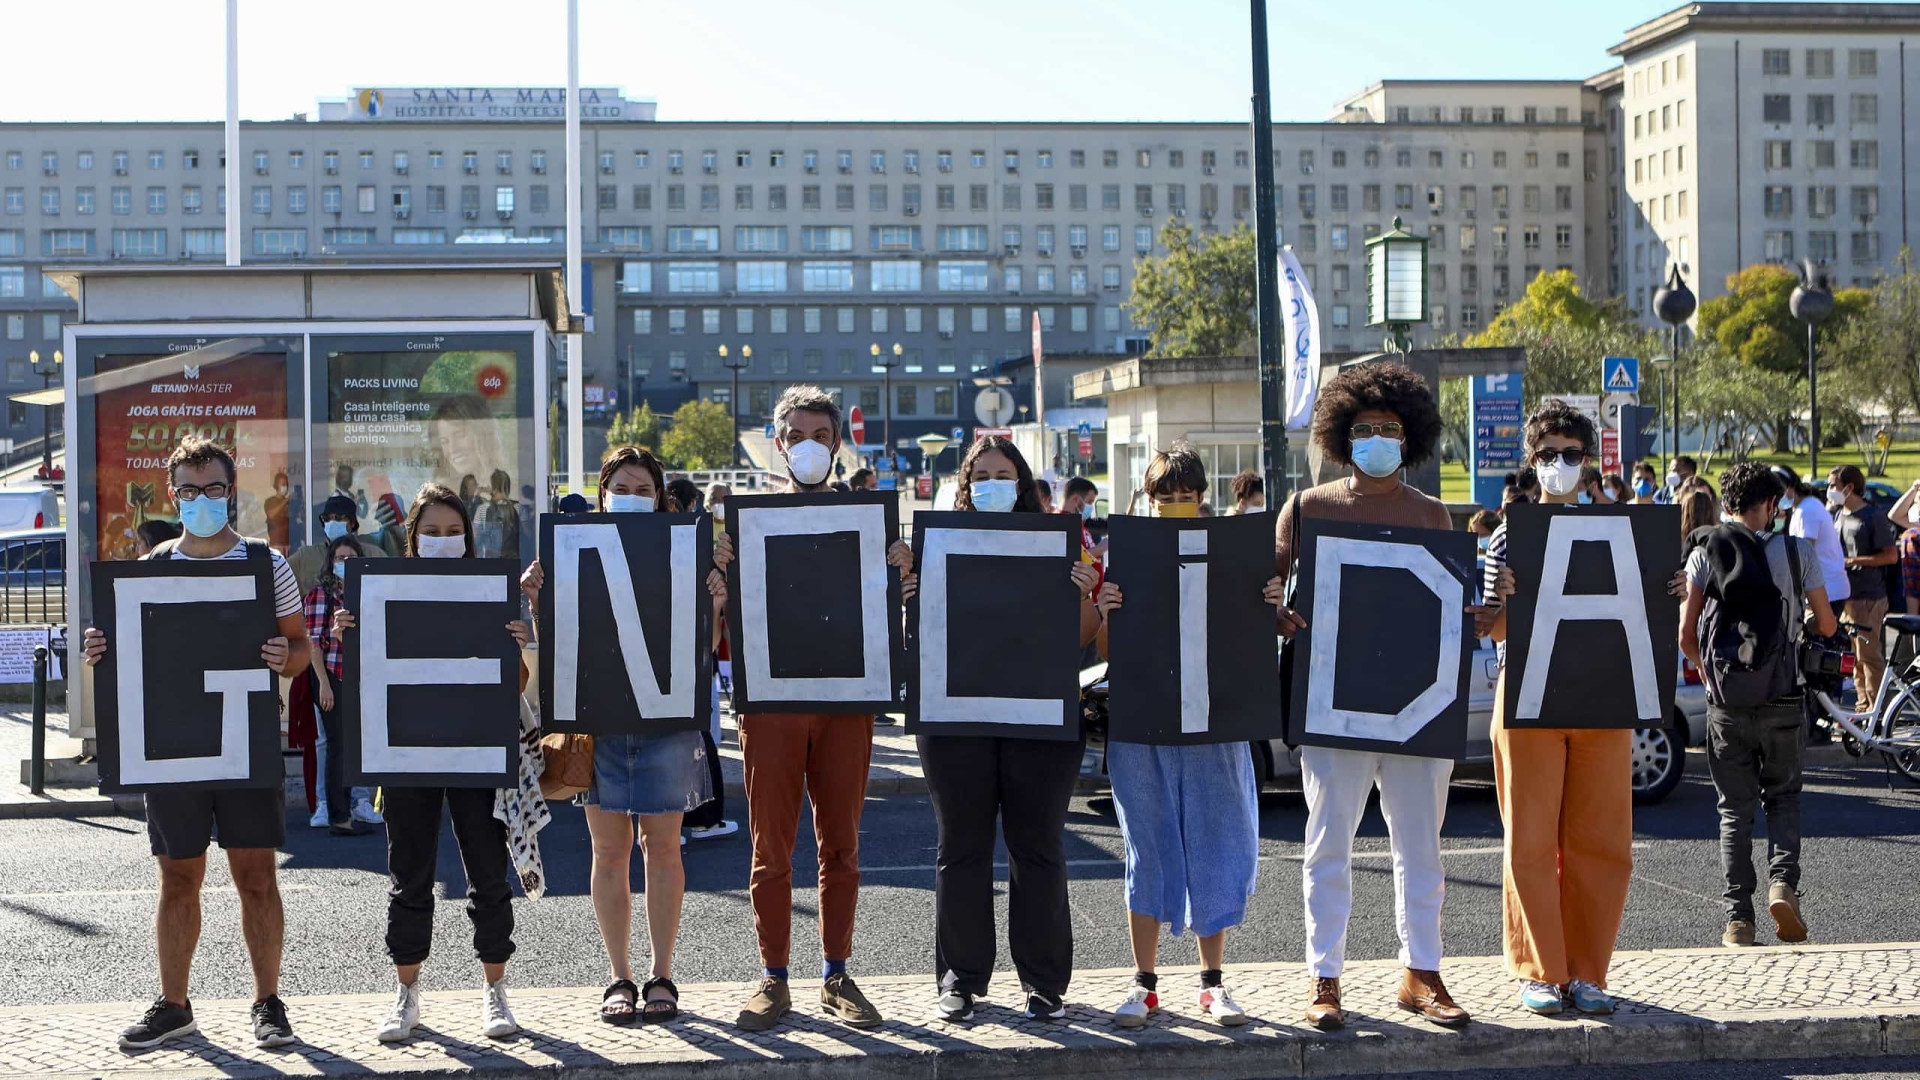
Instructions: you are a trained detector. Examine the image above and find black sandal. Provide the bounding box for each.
[601,979,638,1025]
[641,976,680,1023]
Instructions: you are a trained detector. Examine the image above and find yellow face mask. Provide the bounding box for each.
[1155,500,1201,519]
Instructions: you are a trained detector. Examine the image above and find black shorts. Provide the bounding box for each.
[145,787,287,859]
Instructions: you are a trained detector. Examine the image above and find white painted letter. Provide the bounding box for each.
[1514,516,1660,722]
[1304,536,1464,743]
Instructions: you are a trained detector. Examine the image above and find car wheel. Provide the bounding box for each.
[1631,721,1686,805]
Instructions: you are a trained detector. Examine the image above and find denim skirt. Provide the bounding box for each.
[583,730,712,816]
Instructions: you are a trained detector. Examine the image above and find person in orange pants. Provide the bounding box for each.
[1480,400,1648,1017]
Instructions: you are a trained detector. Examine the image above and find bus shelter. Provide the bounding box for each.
[49,262,570,736]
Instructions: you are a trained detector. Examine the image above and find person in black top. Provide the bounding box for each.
[1829,465,1898,710]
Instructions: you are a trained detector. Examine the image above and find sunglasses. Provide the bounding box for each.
[1350,421,1405,440]
[1530,448,1588,467]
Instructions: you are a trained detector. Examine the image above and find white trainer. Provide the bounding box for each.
[308,802,329,829]
[482,979,518,1038]
[1112,984,1157,1029]
[689,820,739,840]
[376,983,420,1043]
[1199,984,1247,1026]
[351,798,384,825]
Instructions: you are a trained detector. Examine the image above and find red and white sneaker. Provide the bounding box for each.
[1199,984,1247,1026]
[1113,985,1158,1028]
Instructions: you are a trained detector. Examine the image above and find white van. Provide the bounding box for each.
[0,487,60,534]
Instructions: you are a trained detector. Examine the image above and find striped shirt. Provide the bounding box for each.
[168,538,303,620]
[1482,523,1511,668]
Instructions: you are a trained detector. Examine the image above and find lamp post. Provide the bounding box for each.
[1650,354,1673,477]
[1790,258,1835,475]
[719,344,750,468]
[1364,216,1429,356]
[1652,264,1696,472]
[872,343,902,470]
[916,432,951,503]
[27,350,60,480]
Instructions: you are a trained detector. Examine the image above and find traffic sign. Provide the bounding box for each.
[764,423,775,439]
[1601,428,1621,475]
[951,426,964,441]
[1603,356,1640,394]
[848,405,865,445]
[1601,391,1639,431]
[973,387,1015,426]
[974,427,1012,440]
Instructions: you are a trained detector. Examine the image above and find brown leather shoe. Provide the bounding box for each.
[1305,976,1344,1030]
[1397,968,1471,1028]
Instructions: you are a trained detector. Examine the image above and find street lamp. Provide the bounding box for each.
[27,350,60,481]
[718,344,750,467]
[1652,264,1696,473]
[872,343,902,468]
[1650,354,1673,478]
[916,432,951,503]
[1364,215,1429,355]
[1790,259,1835,475]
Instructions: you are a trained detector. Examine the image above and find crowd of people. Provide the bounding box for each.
[83,365,1917,1055]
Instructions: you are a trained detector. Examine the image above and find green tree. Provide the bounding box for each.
[1697,263,1871,451]
[604,401,661,454]
[1675,341,1799,473]
[1464,270,1661,407]
[1830,247,1920,425]
[660,399,736,469]
[1125,222,1258,357]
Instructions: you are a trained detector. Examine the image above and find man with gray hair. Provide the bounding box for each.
[716,385,906,1032]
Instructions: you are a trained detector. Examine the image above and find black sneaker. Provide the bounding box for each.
[935,989,974,1022]
[251,995,296,1048]
[120,997,196,1050]
[329,821,364,837]
[1025,990,1066,1021]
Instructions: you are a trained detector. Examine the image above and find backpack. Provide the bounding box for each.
[144,536,273,562]
[1700,526,1802,708]
[1870,504,1908,613]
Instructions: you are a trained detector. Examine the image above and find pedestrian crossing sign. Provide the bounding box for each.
[1603,356,1639,394]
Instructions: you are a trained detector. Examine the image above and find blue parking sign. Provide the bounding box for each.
[1603,356,1639,394]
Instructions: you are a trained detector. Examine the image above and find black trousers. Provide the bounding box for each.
[1706,700,1805,923]
[311,669,350,826]
[917,732,1085,997]
[683,729,727,829]
[384,785,516,967]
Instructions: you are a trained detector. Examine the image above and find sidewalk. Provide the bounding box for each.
[8,943,1919,1080]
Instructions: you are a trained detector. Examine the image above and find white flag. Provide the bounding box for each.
[1280,247,1321,431]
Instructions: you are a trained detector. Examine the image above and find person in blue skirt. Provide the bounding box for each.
[1093,443,1259,1028]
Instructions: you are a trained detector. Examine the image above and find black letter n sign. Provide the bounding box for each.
[907,511,1081,740]
[344,559,522,788]
[1105,513,1284,745]
[93,560,280,794]
[1288,519,1476,760]
[1500,503,1681,729]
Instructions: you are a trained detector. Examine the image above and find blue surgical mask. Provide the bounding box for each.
[331,561,346,579]
[1078,502,1093,520]
[606,493,655,513]
[1633,478,1655,498]
[1351,436,1403,479]
[1477,535,1492,551]
[178,496,229,538]
[1577,490,1593,505]
[971,479,1018,513]
[322,519,349,541]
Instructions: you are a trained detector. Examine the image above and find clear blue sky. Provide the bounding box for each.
[2,0,1718,124]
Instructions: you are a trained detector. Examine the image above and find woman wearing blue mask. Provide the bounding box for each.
[300,533,373,836]
[897,436,1101,1023]
[330,483,535,1043]
[517,446,724,1024]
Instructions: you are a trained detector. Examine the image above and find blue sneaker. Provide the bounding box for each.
[1567,980,1614,1015]
[1518,980,1563,1014]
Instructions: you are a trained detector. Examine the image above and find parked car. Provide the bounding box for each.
[1078,639,1709,805]
[0,486,59,535]
[0,527,65,625]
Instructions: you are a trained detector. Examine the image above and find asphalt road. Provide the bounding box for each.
[5,746,1920,1012]
[1329,1059,1920,1080]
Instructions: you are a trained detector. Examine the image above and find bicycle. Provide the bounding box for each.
[1809,614,1920,785]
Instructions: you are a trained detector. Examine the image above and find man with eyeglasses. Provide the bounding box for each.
[81,436,312,1051]
[1271,363,1505,1031]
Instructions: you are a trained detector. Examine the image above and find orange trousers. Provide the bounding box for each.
[1490,673,1634,987]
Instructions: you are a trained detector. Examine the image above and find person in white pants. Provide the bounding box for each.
[1269,362,1504,1032]
[1299,748,1461,1029]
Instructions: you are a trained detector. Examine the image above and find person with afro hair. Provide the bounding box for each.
[1270,361,1498,1032]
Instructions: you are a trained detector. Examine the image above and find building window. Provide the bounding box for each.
[668,262,721,294]
[937,261,990,291]
[146,186,166,214]
[1852,231,1881,262]
[871,224,921,251]
[801,261,855,292]
[1763,95,1791,123]
[1852,94,1880,125]
[251,228,306,256]
[1764,141,1792,169]
[668,226,721,252]
[1809,94,1836,126]
[730,259,786,293]
[870,261,922,292]
[1851,140,1880,169]
[619,261,653,294]
[1851,49,1879,78]
[112,228,166,256]
[1807,49,1834,79]
[801,225,853,252]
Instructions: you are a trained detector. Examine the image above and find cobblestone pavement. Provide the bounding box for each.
[9,944,1920,1080]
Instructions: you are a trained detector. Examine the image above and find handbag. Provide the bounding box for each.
[529,690,595,799]
[1278,490,1302,748]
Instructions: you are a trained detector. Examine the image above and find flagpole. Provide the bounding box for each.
[1249,0,1287,497]
[223,0,240,268]
[564,0,585,499]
